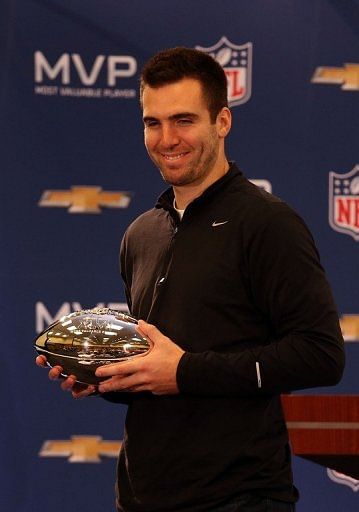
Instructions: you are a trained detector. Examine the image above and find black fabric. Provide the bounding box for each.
[206,493,296,512]
[110,162,344,512]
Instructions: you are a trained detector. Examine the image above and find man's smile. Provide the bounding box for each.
[160,152,190,161]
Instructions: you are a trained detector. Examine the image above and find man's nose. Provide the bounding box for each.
[160,125,180,147]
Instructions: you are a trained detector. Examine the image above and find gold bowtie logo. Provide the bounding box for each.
[39,186,131,213]
[340,315,359,341]
[39,435,122,462]
[311,64,359,91]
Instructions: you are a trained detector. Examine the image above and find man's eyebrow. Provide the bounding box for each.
[143,112,199,123]
[169,112,199,120]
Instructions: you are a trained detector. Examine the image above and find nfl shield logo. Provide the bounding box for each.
[196,36,252,107]
[329,165,359,241]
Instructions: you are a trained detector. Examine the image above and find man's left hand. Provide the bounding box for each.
[96,320,185,395]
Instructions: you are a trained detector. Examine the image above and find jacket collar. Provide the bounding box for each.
[155,161,242,213]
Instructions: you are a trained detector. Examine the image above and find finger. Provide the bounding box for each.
[95,360,139,379]
[135,326,154,354]
[72,384,97,399]
[36,355,48,367]
[137,319,155,335]
[127,384,150,393]
[48,366,64,380]
[135,324,147,339]
[60,375,77,391]
[98,373,145,393]
[137,320,166,342]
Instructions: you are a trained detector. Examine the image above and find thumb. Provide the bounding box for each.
[137,319,166,344]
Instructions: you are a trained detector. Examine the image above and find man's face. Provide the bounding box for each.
[142,78,228,188]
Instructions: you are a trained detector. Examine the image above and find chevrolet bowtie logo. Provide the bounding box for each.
[340,315,359,342]
[39,186,131,213]
[311,63,359,91]
[39,435,122,462]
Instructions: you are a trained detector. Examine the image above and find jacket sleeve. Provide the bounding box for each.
[177,207,345,396]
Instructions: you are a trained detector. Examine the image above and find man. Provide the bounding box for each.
[37,47,345,512]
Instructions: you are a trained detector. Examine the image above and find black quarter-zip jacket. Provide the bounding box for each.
[112,163,344,512]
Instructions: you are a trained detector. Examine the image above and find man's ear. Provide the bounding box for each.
[217,107,232,138]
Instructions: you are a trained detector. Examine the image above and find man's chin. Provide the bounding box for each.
[159,167,196,187]
[161,173,195,187]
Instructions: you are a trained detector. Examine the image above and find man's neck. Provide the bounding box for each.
[173,159,230,210]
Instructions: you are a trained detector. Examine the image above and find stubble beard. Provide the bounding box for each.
[156,135,220,188]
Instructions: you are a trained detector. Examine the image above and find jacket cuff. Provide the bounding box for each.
[176,351,262,396]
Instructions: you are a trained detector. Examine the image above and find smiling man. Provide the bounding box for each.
[37,48,345,512]
[142,77,231,206]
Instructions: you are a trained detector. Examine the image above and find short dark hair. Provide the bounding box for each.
[140,47,228,122]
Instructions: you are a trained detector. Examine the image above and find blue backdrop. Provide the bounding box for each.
[1,1,358,510]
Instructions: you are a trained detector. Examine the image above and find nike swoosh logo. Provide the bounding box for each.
[212,221,229,227]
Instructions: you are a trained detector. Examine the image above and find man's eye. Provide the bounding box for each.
[177,118,192,125]
[145,120,159,128]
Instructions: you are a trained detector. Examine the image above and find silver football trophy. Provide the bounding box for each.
[35,307,151,385]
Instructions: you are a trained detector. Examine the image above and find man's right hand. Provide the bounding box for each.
[36,355,98,398]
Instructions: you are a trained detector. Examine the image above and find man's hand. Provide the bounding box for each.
[36,355,97,399]
[95,320,185,395]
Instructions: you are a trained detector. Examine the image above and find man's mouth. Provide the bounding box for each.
[161,152,188,161]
